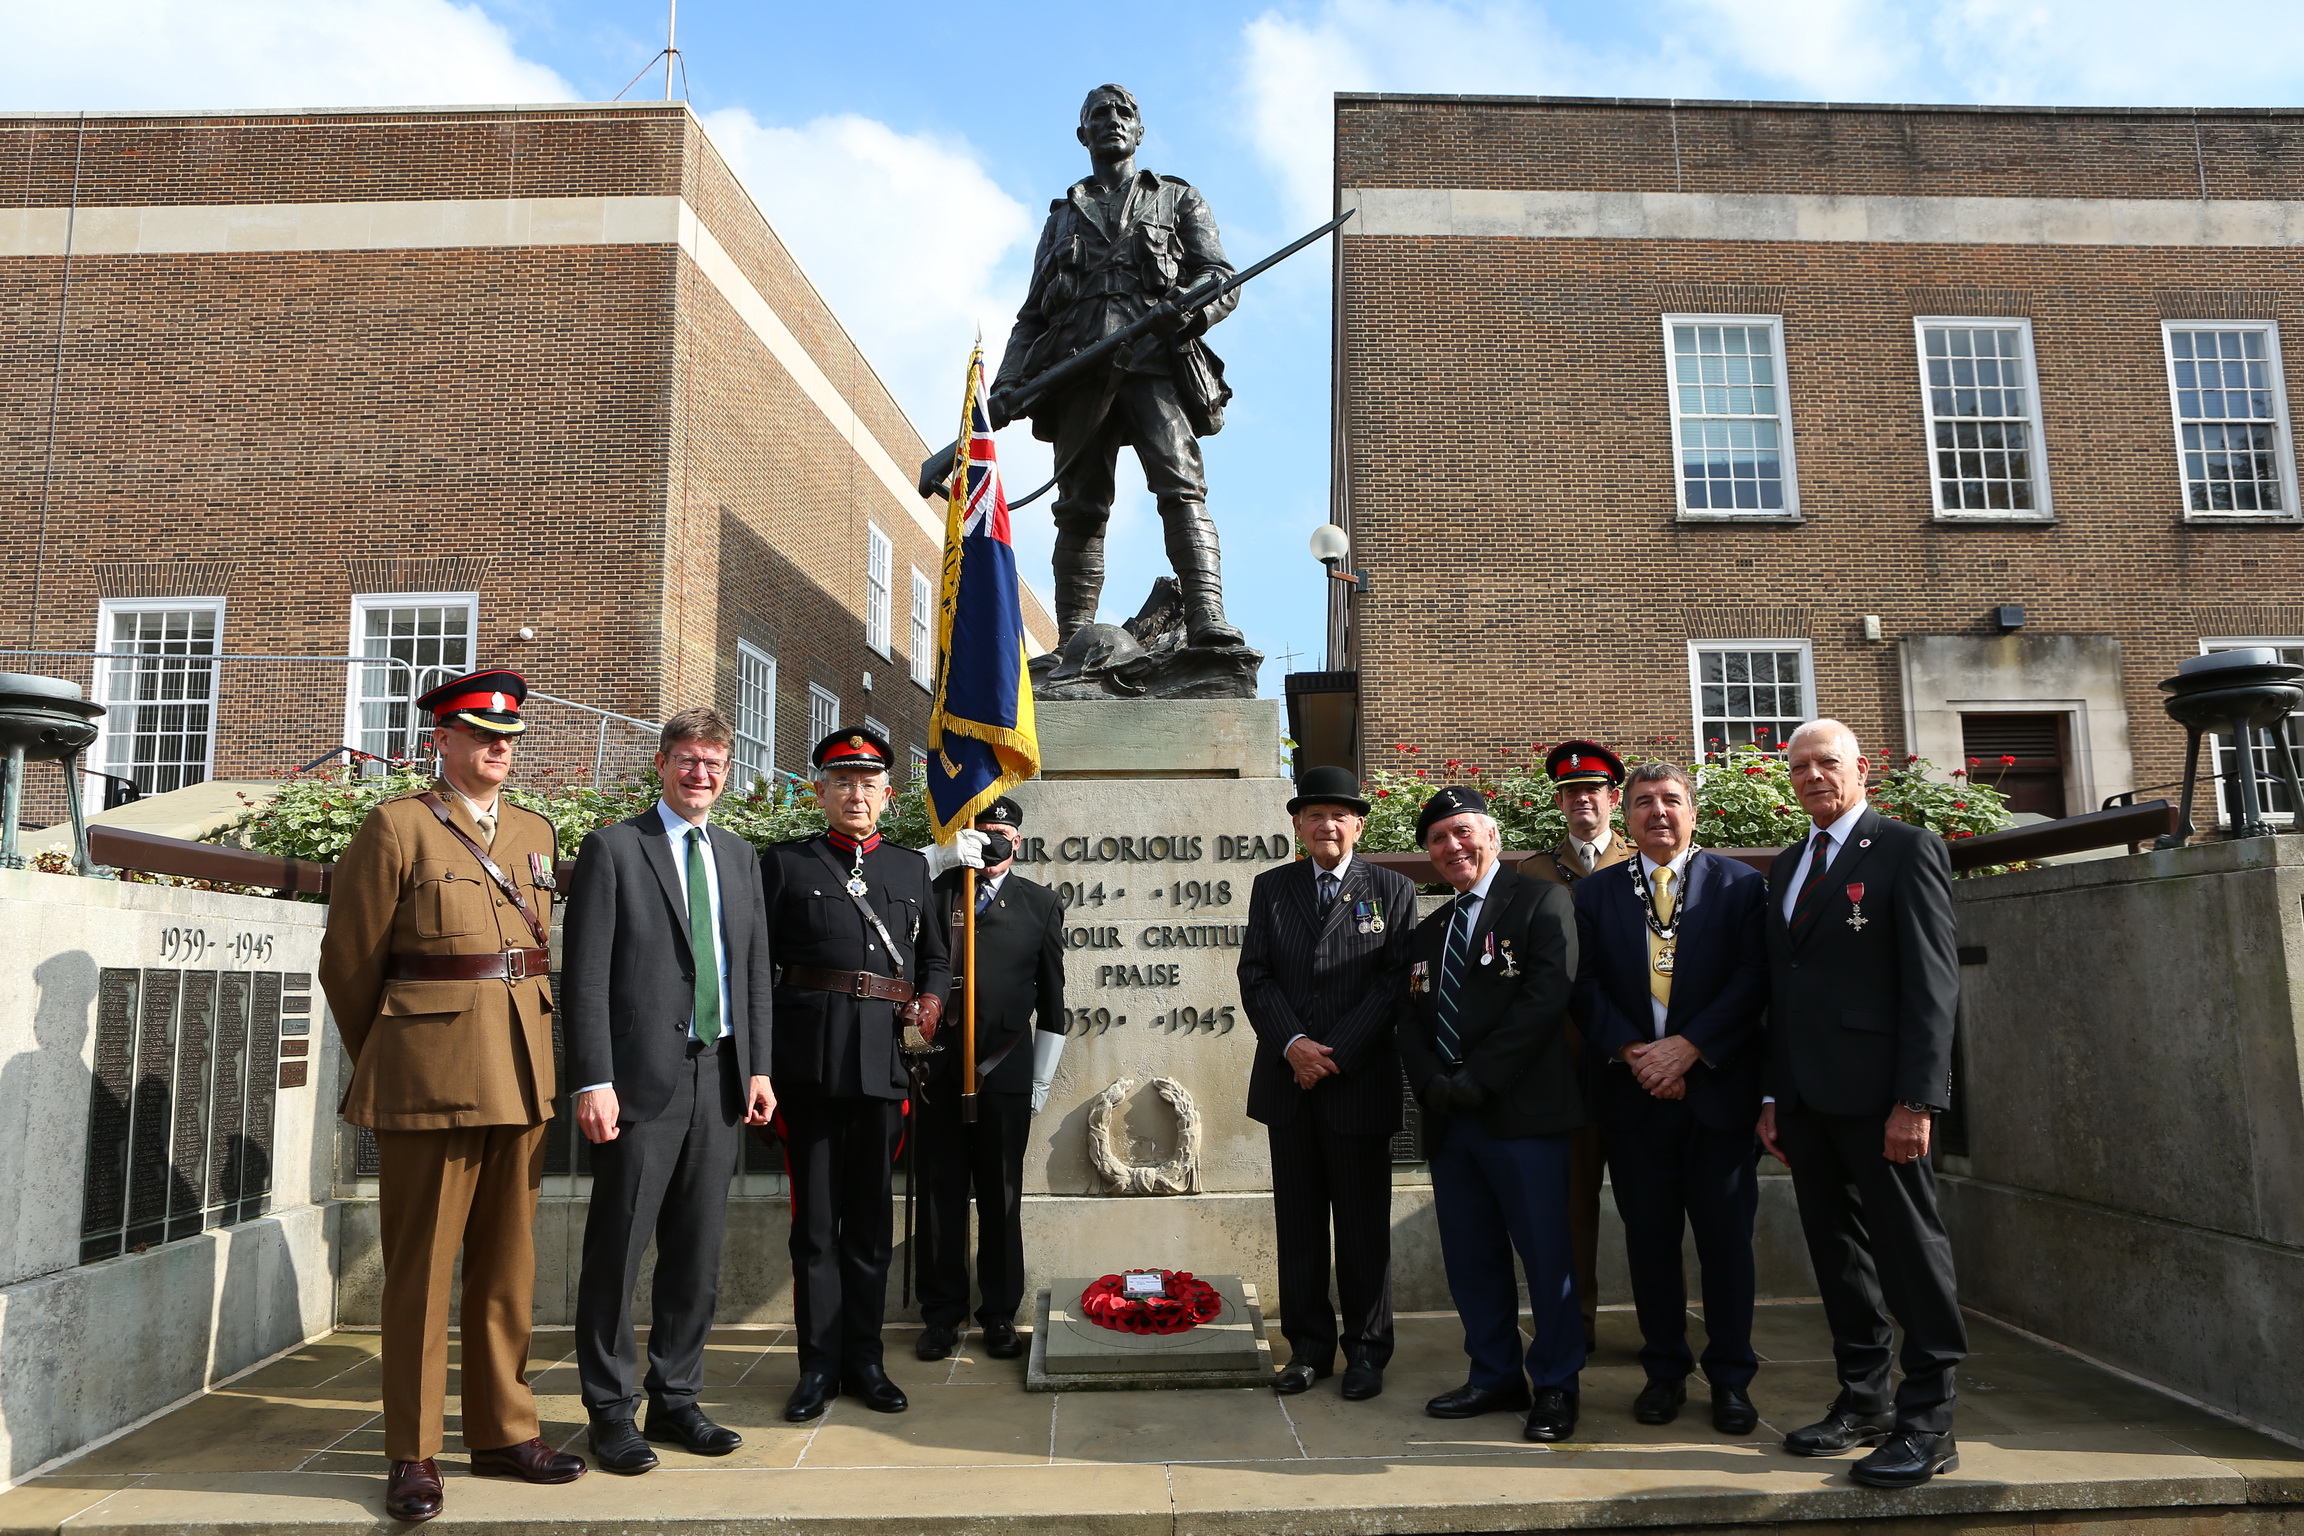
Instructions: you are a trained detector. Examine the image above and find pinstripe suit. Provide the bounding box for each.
[1238,855,1419,1369]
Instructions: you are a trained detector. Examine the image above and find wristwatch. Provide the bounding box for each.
[1899,1100,1937,1115]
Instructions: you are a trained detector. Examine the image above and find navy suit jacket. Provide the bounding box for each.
[1571,848,1769,1132]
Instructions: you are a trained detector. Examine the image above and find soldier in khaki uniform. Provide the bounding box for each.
[319,669,586,1523]
[1526,741,1633,1353]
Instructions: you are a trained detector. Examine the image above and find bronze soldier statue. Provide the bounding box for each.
[990,84,1243,650]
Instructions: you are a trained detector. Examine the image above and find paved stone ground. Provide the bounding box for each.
[5,1303,2299,1535]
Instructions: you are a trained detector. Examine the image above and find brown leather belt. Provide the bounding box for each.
[388,949,552,982]
[782,964,914,1003]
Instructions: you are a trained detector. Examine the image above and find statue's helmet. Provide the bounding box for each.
[1079,84,1140,128]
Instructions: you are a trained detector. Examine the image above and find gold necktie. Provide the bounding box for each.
[1648,867,1675,1011]
[475,807,497,848]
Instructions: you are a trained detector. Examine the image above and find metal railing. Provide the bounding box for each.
[0,650,667,814]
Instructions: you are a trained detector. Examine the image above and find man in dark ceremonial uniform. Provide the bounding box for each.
[916,796,1068,1363]
[1525,740,1635,1353]
[760,728,951,1423]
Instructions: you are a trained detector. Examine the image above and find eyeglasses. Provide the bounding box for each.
[668,755,729,779]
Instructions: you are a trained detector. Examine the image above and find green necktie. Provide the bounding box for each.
[686,826,722,1045]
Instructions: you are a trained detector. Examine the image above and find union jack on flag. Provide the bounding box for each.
[925,346,1039,842]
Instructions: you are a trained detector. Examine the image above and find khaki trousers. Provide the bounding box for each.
[374,1122,547,1462]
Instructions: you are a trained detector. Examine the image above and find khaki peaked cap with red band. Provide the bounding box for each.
[416,668,528,735]
[1545,739,1625,790]
[812,726,894,773]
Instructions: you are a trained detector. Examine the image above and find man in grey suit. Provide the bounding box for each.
[563,706,775,1474]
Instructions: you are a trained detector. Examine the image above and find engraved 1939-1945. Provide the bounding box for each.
[1031,823,1293,1040]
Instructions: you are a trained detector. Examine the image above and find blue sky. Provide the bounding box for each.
[12,0,2304,691]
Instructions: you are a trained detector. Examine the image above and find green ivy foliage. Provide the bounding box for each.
[207,764,940,868]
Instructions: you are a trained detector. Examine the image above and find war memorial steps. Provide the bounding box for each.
[5,701,2304,1531]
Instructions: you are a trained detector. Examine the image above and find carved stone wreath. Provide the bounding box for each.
[1084,1076,1201,1195]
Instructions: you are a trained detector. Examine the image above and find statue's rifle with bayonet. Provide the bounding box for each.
[916,207,1355,506]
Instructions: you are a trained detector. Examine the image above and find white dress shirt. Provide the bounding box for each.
[1638,843,1698,1039]
[1779,800,1869,925]
[576,801,731,1095]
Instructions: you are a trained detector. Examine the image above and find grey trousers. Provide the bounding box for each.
[574,1041,741,1418]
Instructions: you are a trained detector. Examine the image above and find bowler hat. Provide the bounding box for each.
[1286,765,1370,816]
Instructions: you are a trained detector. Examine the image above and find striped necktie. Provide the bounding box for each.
[1789,830,1836,938]
[1433,892,1476,1064]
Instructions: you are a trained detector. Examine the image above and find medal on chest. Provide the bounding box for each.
[1355,898,1385,935]
[1845,882,1868,931]
[1479,932,1496,966]
[1631,856,1687,965]
[527,851,556,892]
[846,847,870,899]
[1498,938,1521,979]
[1653,945,1676,976]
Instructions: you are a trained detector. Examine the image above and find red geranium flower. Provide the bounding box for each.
[1967,757,1980,766]
[2000,754,2016,765]
[1953,801,1967,809]
[1376,789,1389,798]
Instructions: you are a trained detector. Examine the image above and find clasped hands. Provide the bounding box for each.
[1285,1035,1339,1090]
[1619,1035,1699,1100]
[577,1077,777,1145]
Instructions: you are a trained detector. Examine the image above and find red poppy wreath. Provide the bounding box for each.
[1078,1270,1222,1335]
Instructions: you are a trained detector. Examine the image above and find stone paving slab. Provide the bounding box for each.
[2,1305,2297,1536]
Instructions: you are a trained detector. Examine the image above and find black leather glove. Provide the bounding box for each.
[1417,1075,1456,1117]
[1442,1068,1487,1111]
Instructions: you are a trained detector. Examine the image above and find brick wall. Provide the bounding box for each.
[1337,96,2304,800]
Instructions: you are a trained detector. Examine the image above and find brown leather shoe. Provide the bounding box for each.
[385,1459,444,1523]
[469,1437,587,1484]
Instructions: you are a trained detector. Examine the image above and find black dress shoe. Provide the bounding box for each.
[385,1459,443,1523]
[842,1362,909,1413]
[982,1320,1024,1359]
[1341,1360,1384,1401]
[645,1402,742,1456]
[1784,1403,1898,1456]
[1425,1380,1531,1419]
[588,1417,659,1475]
[915,1325,958,1362]
[1713,1385,1760,1436]
[1634,1377,1687,1425]
[468,1437,586,1483]
[785,1371,838,1422]
[1273,1358,1330,1394]
[1852,1430,1959,1487]
[1524,1386,1580,1442]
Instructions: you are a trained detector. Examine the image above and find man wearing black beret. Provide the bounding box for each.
[916,796,1068,1365]
[1396,785,1587,1442]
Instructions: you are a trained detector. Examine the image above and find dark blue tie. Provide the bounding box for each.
[1317,871,1339,918]
[1434,893,1475,1064]
[976,880,996,916]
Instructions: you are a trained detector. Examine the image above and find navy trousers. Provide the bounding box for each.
[1428,1116,1585,1392]
[1597,1081,1761,1391]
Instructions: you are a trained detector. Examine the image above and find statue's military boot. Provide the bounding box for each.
[1052,529,1107,644]
[1163,503,1245,648]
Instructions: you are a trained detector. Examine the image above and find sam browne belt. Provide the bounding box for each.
[388,949,553,982]
[781,964,916,1003]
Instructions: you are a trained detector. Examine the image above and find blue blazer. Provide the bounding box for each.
[1571,848,1769,1132]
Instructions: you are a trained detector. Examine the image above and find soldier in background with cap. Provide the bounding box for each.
[1528,740,1633,1354]
[915,796,1067,1364]
[1397,784,1588,1443]
[760,728,951,1424]
[318,669,586,1523]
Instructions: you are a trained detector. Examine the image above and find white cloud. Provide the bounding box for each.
[698,103,1058,547]
[1,0,574,112]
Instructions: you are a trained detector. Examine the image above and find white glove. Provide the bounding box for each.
[923,828,991,880]
[1029,1030,1067,1115]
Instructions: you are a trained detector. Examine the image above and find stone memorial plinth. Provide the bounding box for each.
[1025,1274,1272,1391]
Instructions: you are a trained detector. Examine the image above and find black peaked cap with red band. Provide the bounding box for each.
[1544,739,1624,790]
[417,668,528,736]
[812,726,893,772]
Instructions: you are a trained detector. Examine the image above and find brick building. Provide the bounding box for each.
[1331,95,2304,819]
[2,102,1050,808]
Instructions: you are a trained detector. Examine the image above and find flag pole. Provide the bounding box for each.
[962,865,979,1124]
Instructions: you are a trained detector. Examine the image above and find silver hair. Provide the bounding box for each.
[1787,718,1863,757]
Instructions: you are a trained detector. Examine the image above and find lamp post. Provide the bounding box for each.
[1309,523,1354,672]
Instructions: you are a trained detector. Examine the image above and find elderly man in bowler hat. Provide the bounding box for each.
[1397,784,1588,1441]
[1238,766,1419,1400]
